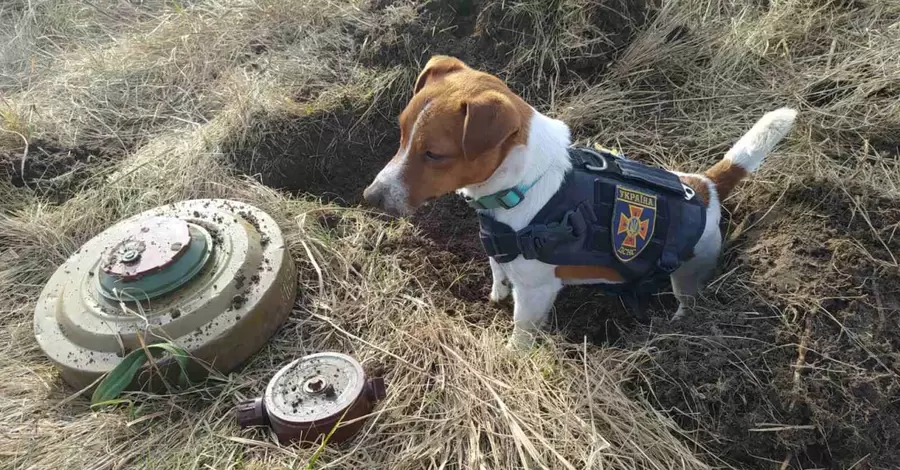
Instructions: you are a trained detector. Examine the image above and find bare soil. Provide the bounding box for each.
[0,140,121,203]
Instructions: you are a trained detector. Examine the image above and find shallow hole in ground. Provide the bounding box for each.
[223,111,673,344]
[222,107,399,206]
[1,139,124,203]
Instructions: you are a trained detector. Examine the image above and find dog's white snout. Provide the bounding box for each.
[363,163,411,216]
[363,181,384,207]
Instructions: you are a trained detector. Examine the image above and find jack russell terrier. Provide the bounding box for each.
[363,56,797,350]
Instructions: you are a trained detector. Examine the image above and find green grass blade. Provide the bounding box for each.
[90,342,193,405]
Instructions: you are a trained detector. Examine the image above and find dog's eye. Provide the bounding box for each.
[424,151,445,162]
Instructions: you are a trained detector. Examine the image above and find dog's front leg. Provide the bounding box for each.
[489,257,511,303]
[507,277,563,351]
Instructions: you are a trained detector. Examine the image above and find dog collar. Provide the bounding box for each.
[463,145,621,210]
[464,176,543,210]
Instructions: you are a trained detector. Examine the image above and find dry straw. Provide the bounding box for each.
[2,0,899,468]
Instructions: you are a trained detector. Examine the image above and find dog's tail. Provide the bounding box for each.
[705,107,797,200]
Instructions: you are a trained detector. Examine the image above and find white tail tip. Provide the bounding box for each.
[724,107,797,173]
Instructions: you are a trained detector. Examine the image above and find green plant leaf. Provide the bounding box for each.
[91,342,193,405]
[148,342,193,388]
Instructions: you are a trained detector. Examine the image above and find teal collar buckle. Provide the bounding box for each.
[464,176,543,211]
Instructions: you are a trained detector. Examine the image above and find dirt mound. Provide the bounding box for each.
[1,140,121,203]
[624,176,900,469]
[355,0,649,102]
[222,0,654,201]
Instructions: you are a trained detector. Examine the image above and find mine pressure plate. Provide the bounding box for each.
[235,352,387,446]
[33,199,297,392]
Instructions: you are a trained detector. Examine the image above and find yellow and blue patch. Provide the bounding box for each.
[612,185,657,263]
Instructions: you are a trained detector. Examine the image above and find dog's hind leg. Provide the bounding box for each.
[670,108,796,320]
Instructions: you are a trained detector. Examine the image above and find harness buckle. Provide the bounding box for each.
[480,230,515,261]
[468,187,526,210]
[682,184,696,201]
[494,187,525,209]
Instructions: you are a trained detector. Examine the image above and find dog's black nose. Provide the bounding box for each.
[363,183,385,209]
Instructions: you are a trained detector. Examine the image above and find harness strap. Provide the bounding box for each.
[569,147,697,201]
[478,215,520,263]
[658,197,683,273]
[478,204,593,263]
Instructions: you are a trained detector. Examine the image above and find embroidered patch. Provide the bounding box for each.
[612,185,657,263]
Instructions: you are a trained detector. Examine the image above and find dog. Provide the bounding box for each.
[363,55,796,350]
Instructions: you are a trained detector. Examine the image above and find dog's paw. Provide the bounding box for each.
[505,337,532,353]
[506,328,535,353]
[489,281,511,303]
[670,306,687,322]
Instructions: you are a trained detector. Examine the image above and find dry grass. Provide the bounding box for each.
[0,78,708,469]
[2,0,900,468]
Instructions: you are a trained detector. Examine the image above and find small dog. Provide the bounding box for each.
[363,56,796,350]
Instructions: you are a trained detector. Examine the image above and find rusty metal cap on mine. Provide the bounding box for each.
[97,216,214,301]
[100,216,191,279]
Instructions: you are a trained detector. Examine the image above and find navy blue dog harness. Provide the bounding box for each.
[473,147,707,295]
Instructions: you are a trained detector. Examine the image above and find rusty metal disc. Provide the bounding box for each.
[96,218,214,301]
[266,353,366,424]
[33,199,297,392]
[100,216,191,279]
[251,352,386,445]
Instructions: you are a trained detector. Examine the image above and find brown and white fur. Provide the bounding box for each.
[363,56,797,351]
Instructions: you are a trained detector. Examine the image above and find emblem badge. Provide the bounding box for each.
[612,186,657,263]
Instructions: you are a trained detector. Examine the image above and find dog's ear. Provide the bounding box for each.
[461,91,521,159]
[413,56,468,95]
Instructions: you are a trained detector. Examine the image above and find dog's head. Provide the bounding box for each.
[363,56,532,216]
